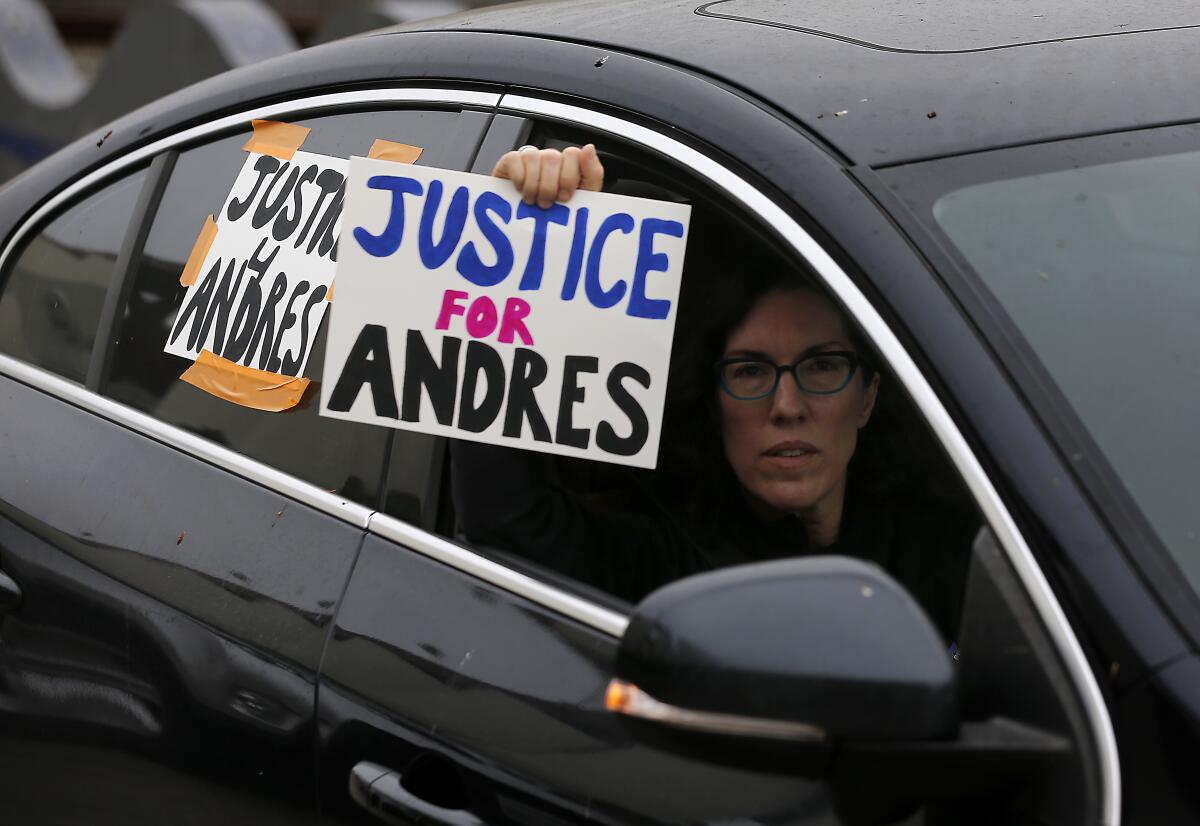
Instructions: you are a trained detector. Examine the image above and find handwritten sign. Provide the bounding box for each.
[320,159,690,469]
[165,149,347,376]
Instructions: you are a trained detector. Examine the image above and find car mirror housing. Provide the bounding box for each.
[610,556,958,744]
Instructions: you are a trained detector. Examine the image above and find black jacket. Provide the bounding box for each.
[451,441,977,640]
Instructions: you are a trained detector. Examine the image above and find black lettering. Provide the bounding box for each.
[556,355,598,449]
[267,280,309,374]
[210,259,249,355]
[248,272,289,369]
[596,362,650,456]
[218,238,278,362]
[310,189,343,258]
[195,258,240,353]
[502,348,551,442]
[252,162,297,231]
[247,235,281,279]
[401,331,460,426]
[223,273,264,364]
[295,170,343,250]
[273,163,319,243]
[327,324,398,418]
[169,259,220,350]
[287,285,327,375]
[457,340,505,432]
[227,155,280,222]
[319,220,340,261]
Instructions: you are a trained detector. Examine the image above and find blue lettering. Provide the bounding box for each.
[516,201,569,291]
[628,218,683,320]
[456,191,514,287]
[585,213,633,309]
[561,207,588,301]
[418,181,469,269]
[354,175,424,258]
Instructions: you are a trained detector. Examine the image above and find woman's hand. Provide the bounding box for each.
[492,144,605,209]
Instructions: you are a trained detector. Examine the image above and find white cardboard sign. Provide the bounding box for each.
[319,158,691,469]
[165,149,347,376]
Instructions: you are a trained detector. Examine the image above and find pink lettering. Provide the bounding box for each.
[497,297,534,345]
[465,296,499,339]
[435,289,469,330]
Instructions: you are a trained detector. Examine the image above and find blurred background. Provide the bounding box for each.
[0,0,512,183]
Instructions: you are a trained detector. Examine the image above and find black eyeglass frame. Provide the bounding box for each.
[714,351,866,400]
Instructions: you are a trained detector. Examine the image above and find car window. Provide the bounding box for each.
[439,121,982,635]
[927,146,1200,595]
[383,433,442,527]
[104,108,469,510]
[0,169,147,383]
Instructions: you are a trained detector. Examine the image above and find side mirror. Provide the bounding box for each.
[610,555,1073,823]
[608,557,957,751]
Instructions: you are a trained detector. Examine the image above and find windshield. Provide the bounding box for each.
[931,149,1200,590]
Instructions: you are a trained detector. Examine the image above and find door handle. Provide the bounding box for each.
[350,761,486,826]
[0,569,20,614]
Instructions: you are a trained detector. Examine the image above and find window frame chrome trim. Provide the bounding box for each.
[0,348,629,636]
[495,92,1121,825]
[0,353,373,528]
[0,87,500,274]
[367,513,629,637]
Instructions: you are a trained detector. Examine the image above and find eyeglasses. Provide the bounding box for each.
[715,352,862,400]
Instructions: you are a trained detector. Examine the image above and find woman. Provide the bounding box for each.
[450,145,976,638]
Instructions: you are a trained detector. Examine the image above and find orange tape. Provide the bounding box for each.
[243,119,311,160]
[367,139,424,164]
[179,349,310,412]
[179,215,218,287]
[326,280,335,302]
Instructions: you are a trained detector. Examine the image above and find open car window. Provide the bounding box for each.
[434,120,983,639]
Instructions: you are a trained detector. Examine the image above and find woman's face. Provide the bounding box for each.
[718,288,879,534]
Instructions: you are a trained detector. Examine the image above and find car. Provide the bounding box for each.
[1,1,1197,824]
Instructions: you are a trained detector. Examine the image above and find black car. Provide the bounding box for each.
[1,2,1197,824]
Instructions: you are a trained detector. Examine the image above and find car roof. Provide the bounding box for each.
[7,0,1199,237]
[390,0,1200,165]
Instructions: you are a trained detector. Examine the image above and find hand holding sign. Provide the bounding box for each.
[320,156,690,469]
[492,144,605,208]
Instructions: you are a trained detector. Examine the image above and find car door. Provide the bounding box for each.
[315,108,846,826]
[316,97,1108,825]
[0,91,491,825]
[868,124,1200,825]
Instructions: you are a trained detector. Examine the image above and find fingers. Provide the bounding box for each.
[490,144,606,205]
[579,143,605,192]
[559,146,581,201]
[520,148,541,205]
[491,151,525,193]
[536,149,561,209]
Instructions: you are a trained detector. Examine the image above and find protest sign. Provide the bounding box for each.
[165,148,347,378]
[320,158,691,469]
